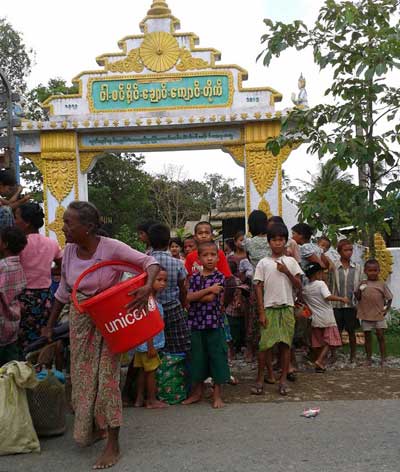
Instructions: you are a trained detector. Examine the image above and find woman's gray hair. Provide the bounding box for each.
[68,201,100,233]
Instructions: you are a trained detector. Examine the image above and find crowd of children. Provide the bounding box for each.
[0,164,394,410]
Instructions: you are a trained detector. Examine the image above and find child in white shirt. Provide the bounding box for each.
[302,263,349,372]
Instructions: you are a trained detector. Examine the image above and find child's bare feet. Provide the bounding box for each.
[212,398,225,409]
[182,393,202,405]
[133,399,144,407]
[93,442,120,470]
[145,399,169,409]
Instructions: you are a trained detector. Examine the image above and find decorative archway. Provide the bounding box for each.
[17,1,296,245]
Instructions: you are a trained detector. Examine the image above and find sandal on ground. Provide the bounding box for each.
[315,365,326,373]
[286,372,297,382]
[250,383,264,395]
[278,384,288,396]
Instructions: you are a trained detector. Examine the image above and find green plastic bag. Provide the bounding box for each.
[0,361,40,455]
[156,353,187,405]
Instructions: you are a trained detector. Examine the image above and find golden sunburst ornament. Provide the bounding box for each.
[140,32,180,72]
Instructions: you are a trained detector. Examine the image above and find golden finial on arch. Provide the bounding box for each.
[147,1,171,16]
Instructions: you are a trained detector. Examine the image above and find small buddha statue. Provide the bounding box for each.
[291,73,309,109]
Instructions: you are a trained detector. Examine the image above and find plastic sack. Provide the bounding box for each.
[0,361,40,456]
[28,369,66,437]
[156,353,187,405]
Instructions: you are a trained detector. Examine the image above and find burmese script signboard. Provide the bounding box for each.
[79,127,242,150]
[88,73,233,113]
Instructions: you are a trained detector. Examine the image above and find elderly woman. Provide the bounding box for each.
[15,202,63,352]
[44,201,159,470]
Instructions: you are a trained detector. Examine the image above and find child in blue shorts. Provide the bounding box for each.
[183,241,230,408]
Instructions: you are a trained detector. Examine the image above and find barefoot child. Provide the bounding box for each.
[133,269,168,409]
[302,263,349,372]
[356,259,393,367]
[0,226,27,366]
[332,239,364,363]
[253,224,303,396]
[183,241,230,408]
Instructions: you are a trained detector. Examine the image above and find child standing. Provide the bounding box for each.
[148,224,190,354]
[133,268,168,409]
[0,226,27,366]
[253,224,303,396]
[169,237,184,261]
[332,239,364,363]
[302,263,349,372]
[183,241,230,408]
[356,259,393,367]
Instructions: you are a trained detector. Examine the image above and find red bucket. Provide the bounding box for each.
[71,260,164,354]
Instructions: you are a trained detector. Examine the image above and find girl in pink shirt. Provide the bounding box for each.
[15,203,63,351]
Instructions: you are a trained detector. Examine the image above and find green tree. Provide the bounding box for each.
[88,153,154,236]
[259,0,400,253]
[26,78,78,121]
[0,18,32,95]
[203,173,244,219]
[296,160,363,242]
[150,167,244,229]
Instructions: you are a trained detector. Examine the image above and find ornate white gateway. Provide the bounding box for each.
[17,1,296,245]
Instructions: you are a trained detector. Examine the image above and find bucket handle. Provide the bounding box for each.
[71,260,144,314]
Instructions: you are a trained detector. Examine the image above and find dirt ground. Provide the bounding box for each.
[223,355,400,404]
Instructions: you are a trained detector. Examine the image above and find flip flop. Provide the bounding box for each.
[250,383,264,395]
[278,384,288,396]
[315,366,326,373]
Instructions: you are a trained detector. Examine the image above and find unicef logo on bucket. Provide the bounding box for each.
[105,307,149,334]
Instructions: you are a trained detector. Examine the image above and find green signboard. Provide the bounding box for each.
[88,73,233,112]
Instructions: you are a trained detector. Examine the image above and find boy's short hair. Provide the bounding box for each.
[337,238,352,254]
[248,210,268,236]
[267,223,289,242]
[184,235,195,242]
[0,169,16,186]
[365,258,380,269]
[305,262,323,278]
[137,219,158,233]
[0,226,27,255]
[318,235,331,248]
[194,221,212,234]
[148,223,171,250]
[292,223,313,241]
[197,241,218,255]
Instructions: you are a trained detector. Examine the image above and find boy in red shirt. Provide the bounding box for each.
[185,222,232,278]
